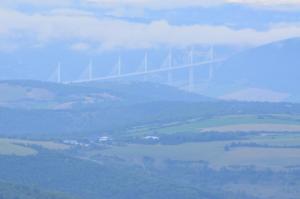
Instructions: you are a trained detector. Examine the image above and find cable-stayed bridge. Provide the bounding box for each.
[51,48,223,92]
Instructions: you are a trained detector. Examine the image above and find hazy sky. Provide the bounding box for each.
[1,0,300,51]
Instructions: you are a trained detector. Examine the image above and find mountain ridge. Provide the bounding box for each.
[207,37,300,102]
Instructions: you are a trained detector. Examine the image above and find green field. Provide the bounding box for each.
[126,114,300,136]
[99,114,300,169]
[95,133,300,169]
[202,124,300,132]
[0,139,69,156]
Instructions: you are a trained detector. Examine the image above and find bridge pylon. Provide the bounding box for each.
[209,46,215,81]
[88,60,93,81]
[188,49,195,92]
[57,62,61,83]
[167,50,173,85]
[117,56,122,76]
[143,52,149,81]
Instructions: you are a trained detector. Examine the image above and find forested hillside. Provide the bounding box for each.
[0,182,75,199]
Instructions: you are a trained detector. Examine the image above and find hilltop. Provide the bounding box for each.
[209,38,300,102]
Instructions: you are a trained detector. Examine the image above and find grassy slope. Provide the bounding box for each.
[0,139,69,156]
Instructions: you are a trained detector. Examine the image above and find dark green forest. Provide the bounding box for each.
[0,182,75,199]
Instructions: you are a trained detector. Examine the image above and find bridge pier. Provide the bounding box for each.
[188,67,194,92]
[88,60,93,81]
[209,46,214,81]
[188,49,194,92]
[57,62,61,83]
[143,52,148,81]
[63,48,222,85]
[167,50,173,85]
[117,56,122,77]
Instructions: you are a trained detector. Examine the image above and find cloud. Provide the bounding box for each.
[83,0,300,9]
[83,0,222,9]
[70,42,91,51]
[228,0,300,6]
[2,0,300,11]
[48,8,94,17]
[0,40,18,52]
[1,8,300,50]
[0,0,73,7]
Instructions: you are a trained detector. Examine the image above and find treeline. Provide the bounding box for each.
[0,150,258,199]
[128,132,250,145]
[224,142,300,151]
[0,182,75,199]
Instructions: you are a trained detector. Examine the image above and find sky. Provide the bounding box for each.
[1,0,300,102]
[1,0,300,52]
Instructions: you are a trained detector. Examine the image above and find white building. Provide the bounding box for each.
[144,136,160,140]
[98,136,111,142]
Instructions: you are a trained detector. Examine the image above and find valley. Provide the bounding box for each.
[2,2,300,198]
[0,80,299,199]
